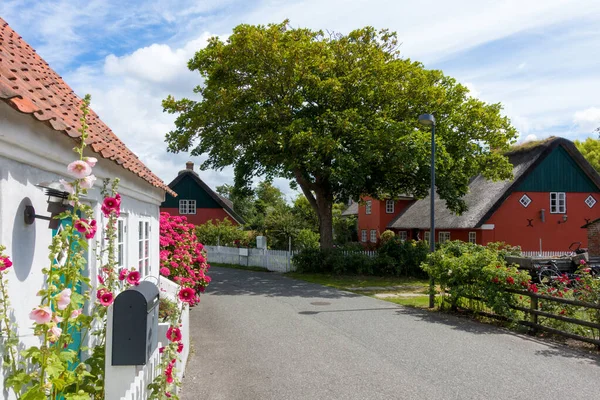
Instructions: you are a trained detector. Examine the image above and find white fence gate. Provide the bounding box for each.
[120,343,163,400]
[204,245,297,272]
[521,251,572,258]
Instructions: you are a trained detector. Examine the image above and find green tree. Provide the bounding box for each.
[163,21,517,248]
[575,137,600,172]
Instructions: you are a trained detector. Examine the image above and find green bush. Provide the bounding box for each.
[377,238,429,277]
[295,229,320,250]
[195,218,247,246]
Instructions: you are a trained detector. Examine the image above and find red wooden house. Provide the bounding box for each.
[356,137,600,252]
[160,162,244,226]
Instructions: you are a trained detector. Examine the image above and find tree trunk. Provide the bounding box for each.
[293,170,334,249]
[315,192,334,249]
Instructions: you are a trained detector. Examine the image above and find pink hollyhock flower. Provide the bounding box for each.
[80,174,97,189]
[177,342,184,353]
[166,326,182,342]
[54,315,63,323]
[70,309,82,319]
[59,179,75,194]
[160,267,170,276]
[67,160,92,179]
[56,288,72,310]
[0,256,12,271]
[98,274,105,285]
[100,292,114,307]
[29,306,52,324]
[178,287,195,303]
[165,393,171,398]
[48,325,62,342]
[159,346,165,354]
[84,157,98,167]
[127,271,141,286]
[74,219,97,239]
[118,269,127,281]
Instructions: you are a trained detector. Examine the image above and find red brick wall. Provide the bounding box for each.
[587,221,600,257]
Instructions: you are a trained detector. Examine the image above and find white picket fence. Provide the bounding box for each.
[521,251,572,258]
[121,343,163,400]
[205,245,297,272]
[204,245,378,272]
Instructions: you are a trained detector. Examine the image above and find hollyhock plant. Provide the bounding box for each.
[102,196,120,217]
[166,326,182,342]
[178,287,195,303]
[56,288,72,310]
[74,219,97,239]
[80,174,97,189]
[118,268,127,281]
[0,256,12,271]
[99,292,114,307]
[29,306,53,324]
[127,270,141,286]
[70,309,82,319]
[67,160,92,179]
[84,156,97,167]
[59,179,75,194]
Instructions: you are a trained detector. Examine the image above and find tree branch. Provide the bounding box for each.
[294,169,319,212]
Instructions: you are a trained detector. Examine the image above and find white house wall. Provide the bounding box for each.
[0,102,165,395]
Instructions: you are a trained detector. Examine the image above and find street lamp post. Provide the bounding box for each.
[419,113,436,308]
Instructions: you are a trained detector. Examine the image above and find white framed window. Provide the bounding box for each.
[179,199,196,215]
[398,231,407,241]
[519,194,532,208]
[361,230,367,243]
[550,192,566,213]
[370,230,377,243]
[117,218,126,268]
[424,231,430,243]
[365,200,372,215]
[385,200,395,214]
[138,220,150,276]
[439,232,451,243]
[585,195,596,208]
[468,231,477,244]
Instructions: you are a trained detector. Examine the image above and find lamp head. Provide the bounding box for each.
[418,114,436,126]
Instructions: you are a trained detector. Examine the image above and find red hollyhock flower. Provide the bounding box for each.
[100,292,114,307]
[97,287,108,299]
[0,256,13,271]
[506,276,515,285]
[118,268,127,281]
[178,287,196,303]
[177,342,184,353]
[127,271,141,286]
[166,326,182,342]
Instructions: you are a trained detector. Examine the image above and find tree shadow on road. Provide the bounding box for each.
[205,266,362,299]
[395,306,600,366]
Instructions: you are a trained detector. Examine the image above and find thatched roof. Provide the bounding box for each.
[388,137,600,230]
[341,202,358,217]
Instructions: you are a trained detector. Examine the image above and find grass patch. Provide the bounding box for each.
[284,272,429,290]
[211,262,270,273]
[380,295,434,308]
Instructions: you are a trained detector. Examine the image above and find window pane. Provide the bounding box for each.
[139,241,143,258]
[145,240,149,258]
[139,221,143,239]
[118,244,123,266]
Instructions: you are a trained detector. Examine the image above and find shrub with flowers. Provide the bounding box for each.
[422,240,530,316]
[147,213,210,399]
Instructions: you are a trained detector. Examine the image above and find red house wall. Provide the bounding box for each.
[358,197,413,244]
[484,192,600,251]
[160,207,238,227]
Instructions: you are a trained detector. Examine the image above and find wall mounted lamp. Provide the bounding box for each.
[540,209,545,223]
[24,182,71,229]
[558,214,568,224]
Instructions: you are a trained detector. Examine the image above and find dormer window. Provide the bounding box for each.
[385,200,395,214]
[179,199,197,215]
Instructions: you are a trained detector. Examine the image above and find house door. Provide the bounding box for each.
[52,218,83,356]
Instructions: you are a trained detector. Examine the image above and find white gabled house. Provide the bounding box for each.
[0,17,173,392]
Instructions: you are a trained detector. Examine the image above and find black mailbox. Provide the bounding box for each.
[112,281,159,365]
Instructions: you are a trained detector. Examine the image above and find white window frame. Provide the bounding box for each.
[370,229,377,243]
[468,231,477,244]
[385,200,395,214]
[365,200,372,215]
[439,231,451,244]
[117,217,127,269]
[424,231,430,243]
[398,231,407,241]
[361,229,367,243]
[179,199,197,215]
[550,192,566,214]
[585,195,596,208]
[138,219,150,277]
[519,194,532,208]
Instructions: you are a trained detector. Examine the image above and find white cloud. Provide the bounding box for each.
[574,107,600,133]
[463,82,480,99]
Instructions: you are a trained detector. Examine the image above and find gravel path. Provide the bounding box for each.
[180,267,600,400]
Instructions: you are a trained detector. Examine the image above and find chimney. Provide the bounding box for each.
[186,161,194,171]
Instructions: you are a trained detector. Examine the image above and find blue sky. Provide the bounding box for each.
[2,0,600,200]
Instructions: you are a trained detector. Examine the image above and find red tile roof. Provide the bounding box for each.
[0,18,175,196]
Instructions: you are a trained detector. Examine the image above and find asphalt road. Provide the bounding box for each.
[180,267,600,400]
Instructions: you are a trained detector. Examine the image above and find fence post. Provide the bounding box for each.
[529,296,538,335]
